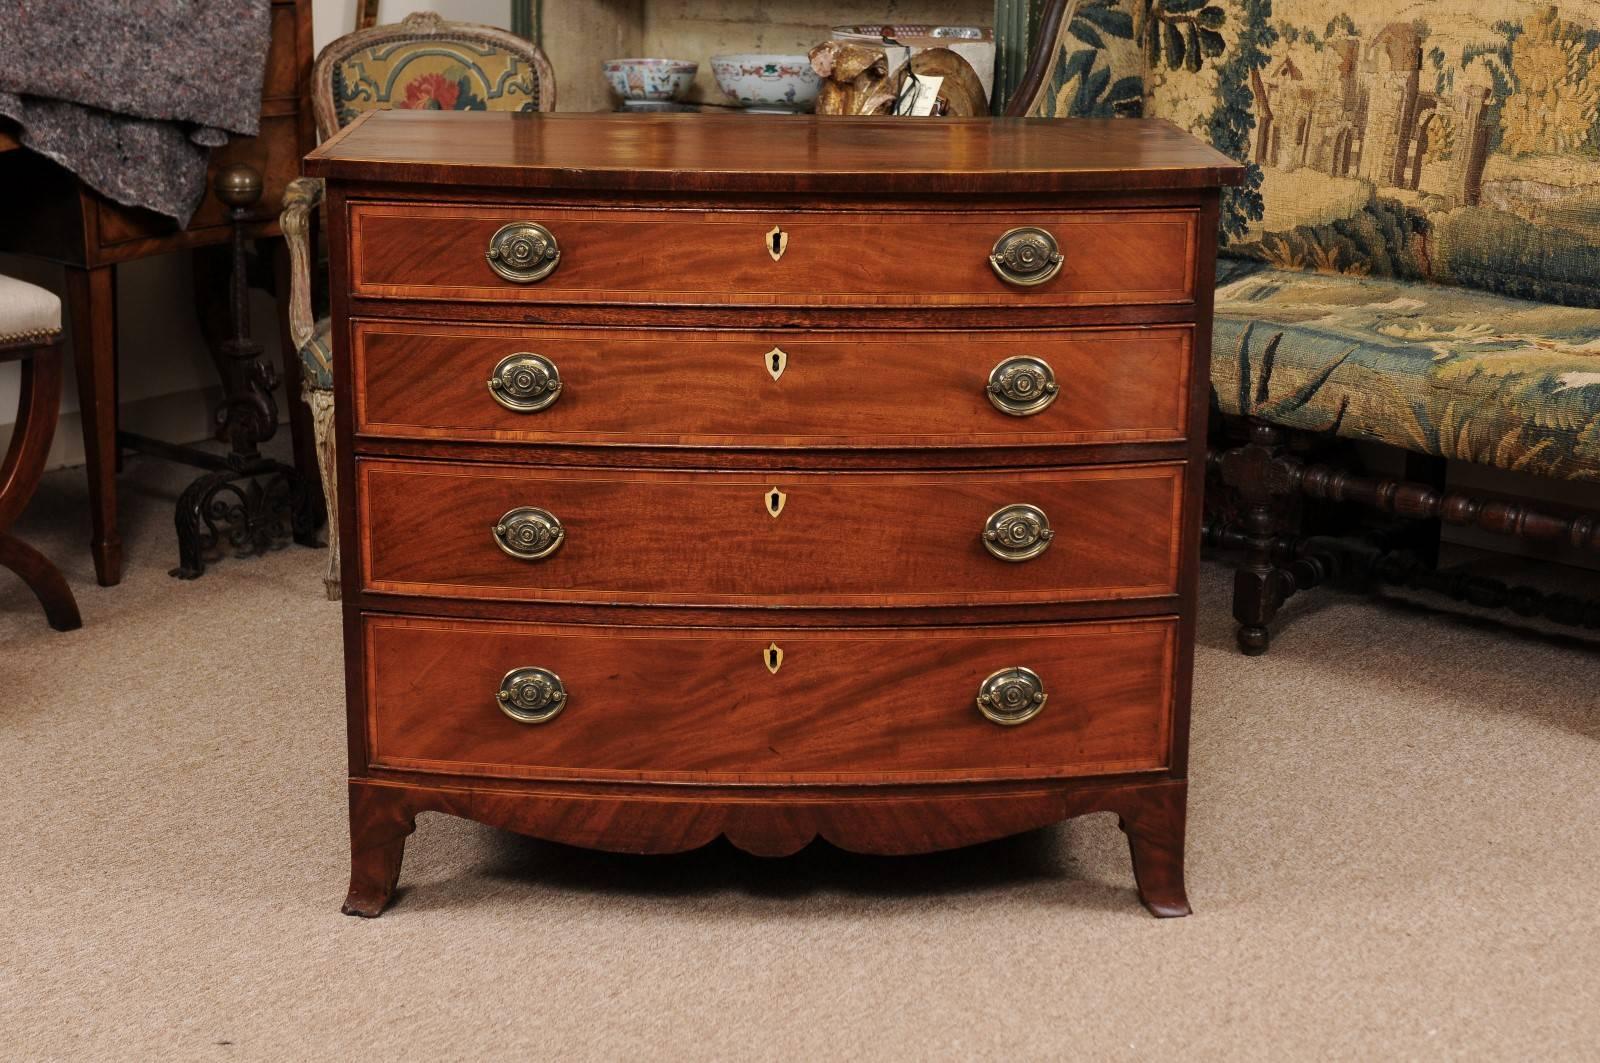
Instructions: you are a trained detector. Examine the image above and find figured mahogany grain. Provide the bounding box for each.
[362,613,1176,783]
[356,459,1185,606]
[306,110,1245,195]
[353,321,1193,449]
[349,202,1197,308]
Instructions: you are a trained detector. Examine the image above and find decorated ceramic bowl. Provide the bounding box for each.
[709,54,821,111]
[602,58,698,102]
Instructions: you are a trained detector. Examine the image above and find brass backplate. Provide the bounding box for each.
[765,486,786,518]
[764,642,784,674]
[765,347,788,381]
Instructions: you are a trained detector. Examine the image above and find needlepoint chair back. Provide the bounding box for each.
[310,10,555,140]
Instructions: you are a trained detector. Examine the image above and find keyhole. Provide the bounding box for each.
[769,490,781,509]
[765,225,788,262]
[771,352,781,373]
[767,647,779,669]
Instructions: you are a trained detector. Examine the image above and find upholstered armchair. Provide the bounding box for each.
[281,11,555,597]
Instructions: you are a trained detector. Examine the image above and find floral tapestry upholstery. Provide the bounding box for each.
[1023,0,1151,119]
[1030,1,1600,309]
[332,39,546,128]
[1027,0,1600,479]
[1212,261,1600,480]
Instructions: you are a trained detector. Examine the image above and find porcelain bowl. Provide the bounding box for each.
[602,58,698,102]
[709,54,820,111]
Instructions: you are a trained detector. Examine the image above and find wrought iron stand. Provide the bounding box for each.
[138,164,324,579]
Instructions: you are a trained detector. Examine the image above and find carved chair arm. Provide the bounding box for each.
[280,176,325,352]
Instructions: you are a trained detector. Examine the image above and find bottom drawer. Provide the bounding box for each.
[362,614,1177,784]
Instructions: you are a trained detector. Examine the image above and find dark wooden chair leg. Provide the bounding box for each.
[64,265,123,587]
[343,782,420,918]
[0,343,82,631]
[1116,783,1191,918]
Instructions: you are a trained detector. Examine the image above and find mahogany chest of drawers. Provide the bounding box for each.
[305,110,1241,918]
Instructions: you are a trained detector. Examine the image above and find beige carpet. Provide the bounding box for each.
[2,454,1598,1061]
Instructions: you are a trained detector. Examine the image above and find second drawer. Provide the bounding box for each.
[351,321,1194,449]
[356,459,1185,607]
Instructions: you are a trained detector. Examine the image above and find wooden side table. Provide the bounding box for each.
[0,0,315,586]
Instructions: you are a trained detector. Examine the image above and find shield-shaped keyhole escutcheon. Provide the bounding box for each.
[764,642,784,674]
[766,225,788,262]
[765,347,787,381]
[765,486,786,518]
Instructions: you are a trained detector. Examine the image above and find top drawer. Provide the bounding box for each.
[348,203,1199,309]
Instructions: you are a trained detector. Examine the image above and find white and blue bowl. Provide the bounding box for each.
[603,58,699,102]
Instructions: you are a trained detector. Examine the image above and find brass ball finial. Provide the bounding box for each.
[214,164,263,208]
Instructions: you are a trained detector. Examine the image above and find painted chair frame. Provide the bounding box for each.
[281,10,556,597]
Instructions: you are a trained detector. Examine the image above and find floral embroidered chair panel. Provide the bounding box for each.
[331,37,548,128]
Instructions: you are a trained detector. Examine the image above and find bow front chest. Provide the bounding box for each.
[306,110,1242,917]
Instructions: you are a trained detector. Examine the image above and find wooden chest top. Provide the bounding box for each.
[305,110,1243,195]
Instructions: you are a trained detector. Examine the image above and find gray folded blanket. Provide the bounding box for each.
[0,2,273,225]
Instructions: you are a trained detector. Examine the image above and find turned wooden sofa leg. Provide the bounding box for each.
[1216,422,1306,655]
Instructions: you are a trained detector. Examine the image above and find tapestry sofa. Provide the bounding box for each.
[1017,0,1600,651]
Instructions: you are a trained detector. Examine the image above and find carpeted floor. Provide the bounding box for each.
[2,454,1597,1061]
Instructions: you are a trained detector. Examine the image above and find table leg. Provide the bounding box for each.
[64,264,122,587]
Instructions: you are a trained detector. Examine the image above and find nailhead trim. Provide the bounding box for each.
[0,327,62,346]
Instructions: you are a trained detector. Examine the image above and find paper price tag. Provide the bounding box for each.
[894,74,944,117]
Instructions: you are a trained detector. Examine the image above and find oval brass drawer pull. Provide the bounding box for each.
[976,666,1047,726]
[492,506,565,561]
[983,503,1053,562]
[486,221,561,283]
[987,355,1059,416]
[487,353,563,413]
[989,226,1063,287]
[497,666,567,724]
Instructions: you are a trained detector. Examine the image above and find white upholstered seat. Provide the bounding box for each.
[0,274,62,344]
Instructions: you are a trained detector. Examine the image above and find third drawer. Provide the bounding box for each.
[356,459,1186,607]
